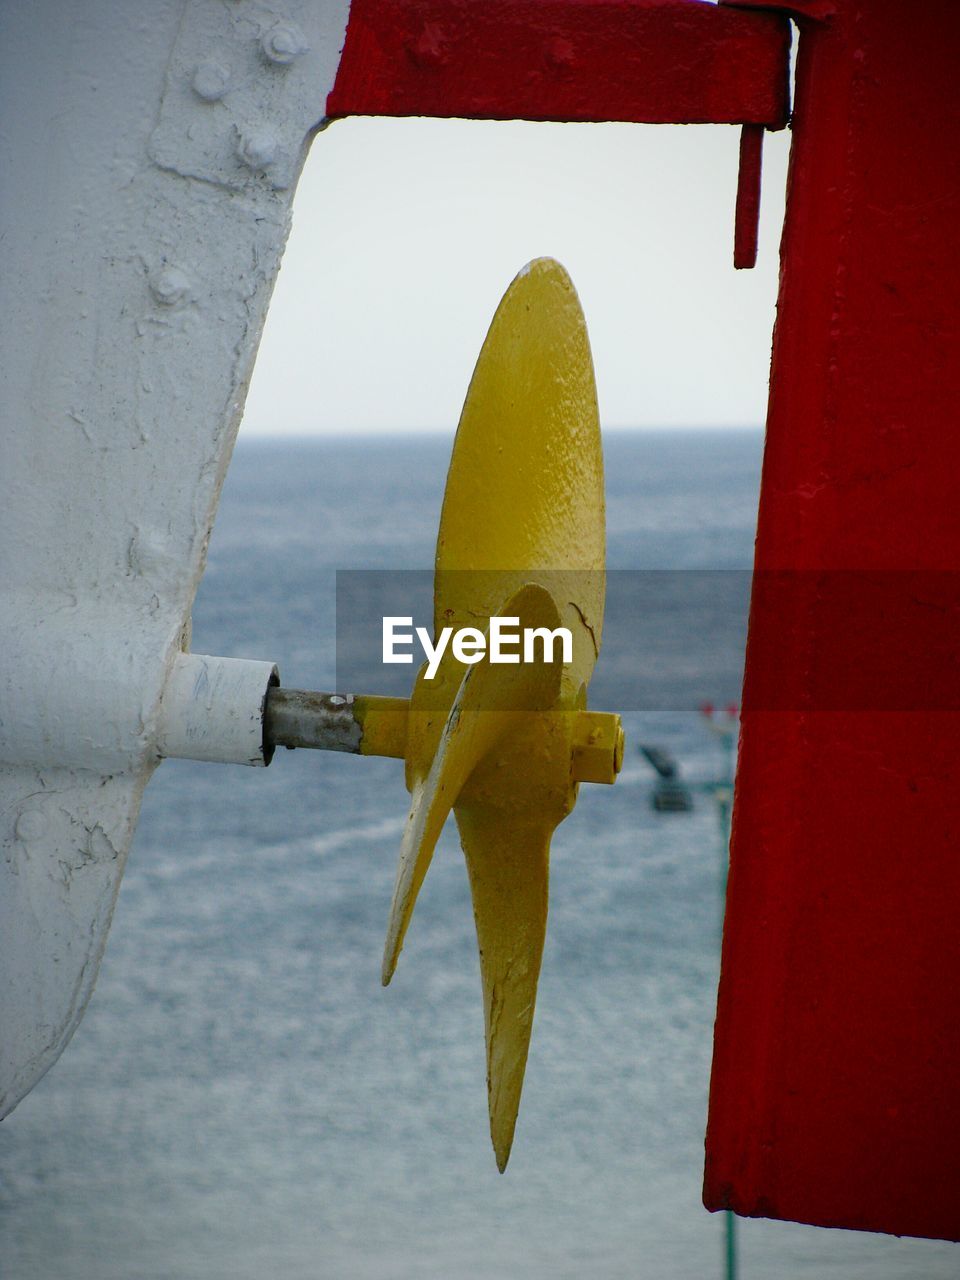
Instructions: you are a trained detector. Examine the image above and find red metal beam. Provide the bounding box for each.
[327,0,790,126]
[705,0,960,1242]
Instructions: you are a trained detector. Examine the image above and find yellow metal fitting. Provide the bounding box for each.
[572,710,625,785]
[354,695,408,759]
[356,696,622,785]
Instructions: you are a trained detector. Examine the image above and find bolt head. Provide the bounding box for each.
[571,712,624,785]
[544,35,575,71]
[150,266,191,307]
[406,24,446,68]
[129,528,173,578]
[261,23,308,65]
[192,60,230,101]
[236,128,278,170]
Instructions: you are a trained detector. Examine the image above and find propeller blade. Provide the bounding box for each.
[457,803,555,1172]
[435,256,606,695]
[382,584,563,986]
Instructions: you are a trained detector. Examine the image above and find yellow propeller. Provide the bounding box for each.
[264,258,622,1170]
[382,258,619,1171]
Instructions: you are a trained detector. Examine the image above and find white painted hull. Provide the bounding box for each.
[0,0,350,1115]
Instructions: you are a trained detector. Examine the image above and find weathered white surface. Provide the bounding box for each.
[0,0,350,1117]
[0,768,149,1116]
[158,654,279,766]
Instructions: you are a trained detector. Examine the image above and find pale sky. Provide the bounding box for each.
[240,116,791,437]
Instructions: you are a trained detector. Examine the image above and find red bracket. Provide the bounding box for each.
[328,0,792,267]
[733,122,764,268]
[328,0,791,128]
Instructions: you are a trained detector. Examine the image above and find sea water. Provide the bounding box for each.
[1,433,955,1280]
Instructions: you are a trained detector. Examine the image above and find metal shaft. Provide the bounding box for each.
[265,688,361,754]
[264,686,622,783]
[264,688,408,758]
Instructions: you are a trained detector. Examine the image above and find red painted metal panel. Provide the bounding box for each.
[327,0,790,126]
[705,0,960,1242]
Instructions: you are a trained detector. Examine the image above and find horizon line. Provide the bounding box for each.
[238,422,766,441]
